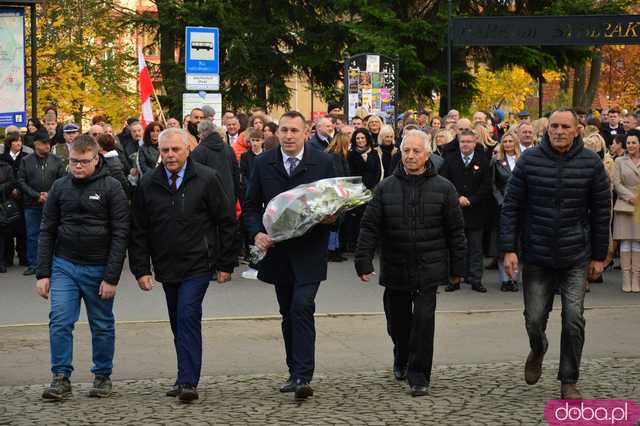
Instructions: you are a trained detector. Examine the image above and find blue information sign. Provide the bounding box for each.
[185,27,219,74]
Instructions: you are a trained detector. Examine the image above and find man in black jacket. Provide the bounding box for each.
[17,136,66,275]
[244,111,336,400]
[440,129,492,292]
[355,129,466,397]
[35,135,129,400]
[129,128,236,402]
[500,109,611,400]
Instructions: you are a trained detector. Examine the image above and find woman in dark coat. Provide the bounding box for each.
[138,121,163,176]
[345,128,382,252]
[325,132,351,261]
[1,134,29,268]
[23,118,46,148]
[490,129,521,291]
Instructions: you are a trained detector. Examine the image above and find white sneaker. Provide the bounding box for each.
[241,268,259,280]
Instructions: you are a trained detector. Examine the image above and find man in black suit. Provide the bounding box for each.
[441,129,491,293]
[244,111,336,400]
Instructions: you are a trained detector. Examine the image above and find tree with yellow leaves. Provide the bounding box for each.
[25,0,137,129]
[471,65,537,114]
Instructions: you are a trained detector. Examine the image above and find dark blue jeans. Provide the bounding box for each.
[522,262,588,384]
[275,281,320,383]
[49,257,113,378]
[24,207,42,268]
[162,274,211,387]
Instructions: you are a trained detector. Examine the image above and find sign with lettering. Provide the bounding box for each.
[451,15,640,46]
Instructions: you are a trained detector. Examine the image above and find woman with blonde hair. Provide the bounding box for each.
[325,132,351,262]
[367,115,384,147]
[613,129,640,292]
[474,124,498,156]
[377,125,399,178]
[491,129,521,291]
[531,117,548,144]
[433,129,454,156]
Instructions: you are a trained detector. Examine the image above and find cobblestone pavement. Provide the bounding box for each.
[1,358,638,425]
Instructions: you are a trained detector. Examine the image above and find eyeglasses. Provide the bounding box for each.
[69,155,96,166]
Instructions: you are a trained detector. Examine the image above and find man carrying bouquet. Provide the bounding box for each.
[355,129,467,397]
[244,111,336,400]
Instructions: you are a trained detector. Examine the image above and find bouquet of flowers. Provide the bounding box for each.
[250,177,373,262]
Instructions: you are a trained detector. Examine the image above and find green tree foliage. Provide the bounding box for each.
[125,0,633,117]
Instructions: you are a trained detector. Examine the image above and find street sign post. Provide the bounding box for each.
[182,92,222,124]
[185,26,219,91]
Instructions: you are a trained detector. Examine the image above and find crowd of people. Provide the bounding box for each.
[0,101,637,402]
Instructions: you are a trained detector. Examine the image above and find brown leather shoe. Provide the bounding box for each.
[561,384,583,400]
[524,350,545,385]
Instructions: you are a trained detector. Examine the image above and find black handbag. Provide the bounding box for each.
[0,192,21,231]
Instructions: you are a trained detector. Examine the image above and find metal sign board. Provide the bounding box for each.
[186,73,219,91]
[185,26,219,74]
[0,8,26,127]
[182,92,222,124]
[451,15,640,46]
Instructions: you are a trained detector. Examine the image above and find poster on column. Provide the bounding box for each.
[0,8,26,127]
[344,53,397,126]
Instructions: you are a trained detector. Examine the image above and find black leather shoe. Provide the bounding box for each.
[294,380,314,400]
[178,384,199,402]
[393,367,407,381]
[500,282,511,292]
[279,377,296,393]
[166,385,181,397]
[410,384,428,397]
[444,283,460,292]
[472,284,487,293]
[510,281,519,292]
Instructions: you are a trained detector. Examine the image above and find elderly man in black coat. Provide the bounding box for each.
[440,129,492,293]
[244,111,336,400]
[355,129,466,397]
[129,128,237,402]
[500,109,611,400]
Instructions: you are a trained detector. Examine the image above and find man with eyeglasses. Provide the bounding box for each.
[52,123,80,170]
[35,135,129,401]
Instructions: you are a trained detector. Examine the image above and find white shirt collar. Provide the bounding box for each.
[9,150,19,160]
[461,151,474,162]
[281,147,304,169]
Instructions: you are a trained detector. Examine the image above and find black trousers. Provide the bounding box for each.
[464,227,484,285]
[275,281,320,383]
[383,286,438,387]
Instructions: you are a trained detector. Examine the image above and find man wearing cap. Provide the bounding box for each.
[18,136,66,275]
[53,124,80,169]
[518,111,531,123]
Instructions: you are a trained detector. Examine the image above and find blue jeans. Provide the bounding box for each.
[24,207,42,268]
[162,274,211,387]
[522,262,587,384]
[328,231,340,251]
[49,256,114,378]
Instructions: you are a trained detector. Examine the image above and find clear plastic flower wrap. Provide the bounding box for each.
[249,177,373,263]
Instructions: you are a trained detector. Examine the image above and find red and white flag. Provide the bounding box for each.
[138,47,154,126]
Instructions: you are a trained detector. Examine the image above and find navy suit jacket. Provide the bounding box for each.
[440,151,492,230]
[307,133,330,152]
[243,147,336,285]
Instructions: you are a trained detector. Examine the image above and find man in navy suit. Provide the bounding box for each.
[244,111,335,400]
[440,129,492,293]
[307,116,334,152]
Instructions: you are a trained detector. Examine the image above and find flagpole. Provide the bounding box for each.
[151,85,168,128]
